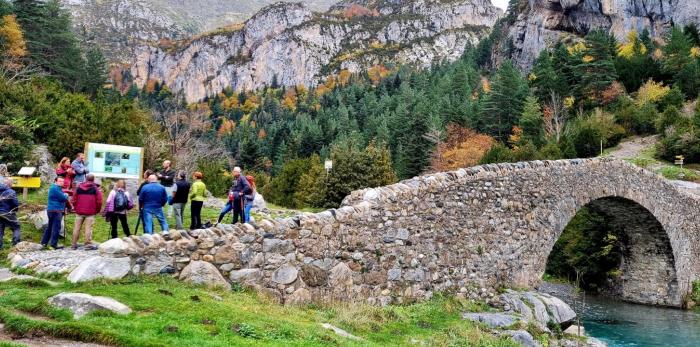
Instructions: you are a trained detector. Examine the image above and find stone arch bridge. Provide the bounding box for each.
[14,158,700,307]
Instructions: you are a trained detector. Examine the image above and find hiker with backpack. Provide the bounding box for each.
[104,179,134,238]
[244,175,256,223]
[71,174,103,250]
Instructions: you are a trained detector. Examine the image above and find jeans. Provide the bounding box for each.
[110,213,131,239]
[164,186,174,217]
[173,202,186,229]
[72,214,95,247]
[0,212,21,248]
[244,203,253,223]
[217,201,233,224]
[143,207,168,234]
[41,211,63,248]
[190,201,203,230]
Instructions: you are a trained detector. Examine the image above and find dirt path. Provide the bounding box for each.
[0,323,109,347]
[605,135,659,159]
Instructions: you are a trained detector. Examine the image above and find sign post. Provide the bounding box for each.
[675,155,685,169]
[84,143,144,180]
[13,167,38,201]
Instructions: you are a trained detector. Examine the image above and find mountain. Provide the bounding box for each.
[61,0,336,63]
[129,0,503,102]
[494,0,700,70]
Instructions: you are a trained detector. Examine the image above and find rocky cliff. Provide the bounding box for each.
[61,0,336,63]
[496,0,700,70]
[130,0,503,102]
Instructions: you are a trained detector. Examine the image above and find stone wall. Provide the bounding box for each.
[96,158,700,307]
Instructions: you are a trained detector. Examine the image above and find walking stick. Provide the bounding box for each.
[134,208,143,235]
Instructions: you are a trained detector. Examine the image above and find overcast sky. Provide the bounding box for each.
[492,0,508,10]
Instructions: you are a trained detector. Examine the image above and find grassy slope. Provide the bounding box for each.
[0,276,518,347]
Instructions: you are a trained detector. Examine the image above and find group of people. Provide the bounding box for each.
[36,155,257,250]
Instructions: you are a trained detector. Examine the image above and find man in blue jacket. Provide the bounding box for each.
[0,178,21,249]
[41,177,69,249]
[138,174,169,235]
[71,153,89,185]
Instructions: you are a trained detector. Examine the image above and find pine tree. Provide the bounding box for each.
[519,95,545,146]
[573,30,618,105]
[481,60,529,140]
[82,44,106,96]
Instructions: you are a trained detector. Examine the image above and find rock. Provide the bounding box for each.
[48,293,131,318]
[329,262,353,287]
[67,256,131,283]
[503,330,541,347]
[462,312,521,328]
[501,291,534,321]
[300,264,327,287]
[287,288,312,305]
[27,211,49,231]
[320,323,362,341]
[229,268,262,284]
[214,245,240,264]
[563,324,585,336]
[263,238,294,253]
[143,254,174,275]
[387,268,401,281]
[271,264,298,285]
[179,260,231,290]
[536,293,577,326]
[98,238,129,257]
[253,193,267,210]
[522,292,550,327]
[12,241,43,252]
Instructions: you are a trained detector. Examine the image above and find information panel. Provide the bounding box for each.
[85,143,143,180]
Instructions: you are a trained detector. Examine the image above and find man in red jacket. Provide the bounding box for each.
[71,174,103,250]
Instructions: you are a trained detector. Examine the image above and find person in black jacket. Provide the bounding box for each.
[216,167,251,224]
[171,171,190,230]
[156,160,176,218]
[0,178,21,249]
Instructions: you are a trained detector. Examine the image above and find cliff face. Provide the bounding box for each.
[130,0,503,102]
[498,0,700,70]
[61,0,335,63]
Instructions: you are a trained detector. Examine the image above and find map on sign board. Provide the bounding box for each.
[85,143,143,180]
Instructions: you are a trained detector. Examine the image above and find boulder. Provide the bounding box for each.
[300,264,327,287]
[67,256,131,283]
[143,254,174,275]
[462,312,521,328]
[27,211,49,231]
[48,292,131,319]
[263,238,294,253]
[12,241,43,252]
[329,262,353,287]
[179,260,231,290]
[253,193,267,210]
[214,245,240,264]
[320,323,362,341]
[503,330,541,347]
[536,293,576,326]
[98,238,129,257]
[286,287,312,305]
[229,268,262,284]
[271,264,298,285]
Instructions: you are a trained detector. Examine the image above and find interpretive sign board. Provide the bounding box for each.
[84,143,144,180]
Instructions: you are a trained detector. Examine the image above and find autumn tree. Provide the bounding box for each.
[0,14,27,71]
[429,124,494,171]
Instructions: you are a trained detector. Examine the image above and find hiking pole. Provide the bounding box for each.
[134,208,143,235]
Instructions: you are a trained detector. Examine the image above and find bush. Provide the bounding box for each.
[0,103,35,171]
[479,143,514,164]
[568,110,626,157]
[197,159,230,198]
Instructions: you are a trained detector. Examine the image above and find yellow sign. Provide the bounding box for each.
[10,177,41,188]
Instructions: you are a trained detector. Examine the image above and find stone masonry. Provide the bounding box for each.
[11,158,700,307]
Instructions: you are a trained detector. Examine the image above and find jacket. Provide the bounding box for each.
[72,181,103,216]
[105,188,133,214]
[173,179,191,204]
[230,175,251,202]
[158,168,175,187]
[71,159,89,183]
[0,183,18,213]
[188,180,206,202]
[138,182,168,209]
[47,184,69,212]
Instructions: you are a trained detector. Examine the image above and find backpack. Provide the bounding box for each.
[114,190,128,211]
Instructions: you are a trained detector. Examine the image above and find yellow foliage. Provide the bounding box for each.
[635,79,670,106]
[241,95,260,113]
[652,48,664,60]
[582,55,595,63]
[217,119,236,137]
[222,96,239,110]
[282,89,297,111]
[369,40,384,49]
[0,14,27,69]
[563,96,575,109]
[481,77,491,94]
[367,64,390,85]
[431,125,494,171]
[691,46,700,58]
[617,31,647,59]
[528,73,537,81]
[508,126,523,149]
[338,70,352,86]
[567,42,587,56]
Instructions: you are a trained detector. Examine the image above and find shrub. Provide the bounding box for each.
[197,159,230,197]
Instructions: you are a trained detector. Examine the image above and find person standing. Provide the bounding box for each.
[0,178,21,249]
[71,174,102,250]
[55,157,75,192]
[244,175,256,223]
[138,175,169,235]
[42,177,68,250]
[188,172,206,230]
[171,171,190,230]
[104,180,133,238]
[71,153,89,184]
[223,167,251,224]
[157,160,175,217]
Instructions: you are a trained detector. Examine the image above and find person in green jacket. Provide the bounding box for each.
[188,171,206,230]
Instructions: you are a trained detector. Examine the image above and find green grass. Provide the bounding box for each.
[0,276,519,347]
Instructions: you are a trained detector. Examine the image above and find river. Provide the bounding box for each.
[540,283,700,346]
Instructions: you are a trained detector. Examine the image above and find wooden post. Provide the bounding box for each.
[22,187,28,201]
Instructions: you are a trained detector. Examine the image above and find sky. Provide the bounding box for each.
[492,0,508,10]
